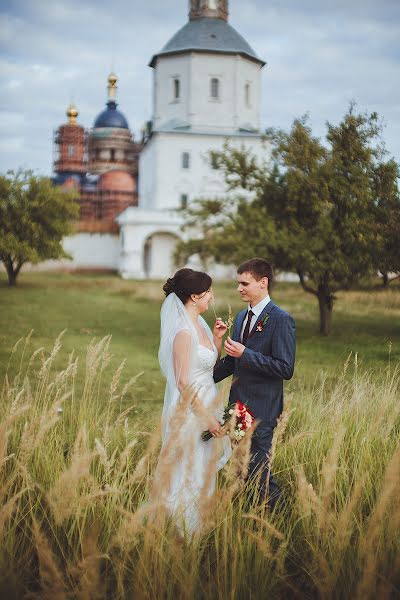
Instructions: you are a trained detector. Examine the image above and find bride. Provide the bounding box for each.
[151,268,232,535]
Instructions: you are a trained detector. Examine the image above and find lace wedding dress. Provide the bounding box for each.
[153,293,232,535]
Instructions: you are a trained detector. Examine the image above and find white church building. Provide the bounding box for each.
[39,0,269,280]
[116,0,268,279]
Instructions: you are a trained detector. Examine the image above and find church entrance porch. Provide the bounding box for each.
[116,207,184,280]
[143,232,179,279]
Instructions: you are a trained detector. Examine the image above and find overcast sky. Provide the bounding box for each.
[1,0,399,176]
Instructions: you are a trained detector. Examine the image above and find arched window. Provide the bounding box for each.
[68,144,75,157]
[245,83,251,107]
[182,152,190,169]
[174,78,180,100]
[210,77,220,99]
[110,149,115,162]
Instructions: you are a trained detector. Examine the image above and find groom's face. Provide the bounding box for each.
[237,271,268,305]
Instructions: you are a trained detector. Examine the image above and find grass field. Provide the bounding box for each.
[0,272,399,599]
[1,272,399,402]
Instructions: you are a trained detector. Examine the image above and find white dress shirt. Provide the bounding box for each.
[240,295,271,342]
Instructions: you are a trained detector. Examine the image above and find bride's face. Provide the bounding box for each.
[192,288,212,313]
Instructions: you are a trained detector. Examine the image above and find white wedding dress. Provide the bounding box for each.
[154,293,232,535]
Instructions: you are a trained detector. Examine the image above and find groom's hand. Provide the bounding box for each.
[224,337,245,358]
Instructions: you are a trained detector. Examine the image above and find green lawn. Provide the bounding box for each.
[1,271,399,412]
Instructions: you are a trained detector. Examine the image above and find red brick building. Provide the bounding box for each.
[53,74,141,233]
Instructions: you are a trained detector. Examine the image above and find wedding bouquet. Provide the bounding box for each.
[201,401,255,442]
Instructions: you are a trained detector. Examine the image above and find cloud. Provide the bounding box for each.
[0,0,399,175]
[235,0,400,154]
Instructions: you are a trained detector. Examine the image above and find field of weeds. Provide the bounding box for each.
[1,330,399,599]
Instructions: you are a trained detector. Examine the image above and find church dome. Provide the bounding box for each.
[98,170,136,192]
[149,17,264,67]
[94,100,129,129]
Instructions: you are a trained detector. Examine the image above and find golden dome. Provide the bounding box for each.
[66,103,78,125]
[108,72,118,85]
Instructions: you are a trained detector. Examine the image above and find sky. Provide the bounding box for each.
[1,0,399,176]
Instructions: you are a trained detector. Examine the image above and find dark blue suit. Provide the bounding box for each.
[213,301,296,505]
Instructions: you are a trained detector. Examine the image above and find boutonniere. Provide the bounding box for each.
[255,313,270,332]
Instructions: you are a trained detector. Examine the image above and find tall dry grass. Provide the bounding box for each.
[0,335,399,599]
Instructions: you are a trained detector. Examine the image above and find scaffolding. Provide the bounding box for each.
[79,188,137,221]
[53,126,88,174]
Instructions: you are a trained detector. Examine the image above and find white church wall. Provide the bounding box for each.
[235,57,262,130]
[154,53,261,132]
[118,122,268,281]
[190,53,234,130]
[63,233,120,269]
[19,233,120,272]
[190,53,261,131]
[138,138,158,210]
[119,222,147,279]
[154,54,191,129]
[145,130,268,210]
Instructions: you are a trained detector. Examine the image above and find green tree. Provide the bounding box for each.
[372,159,400,286]
[177,107,398,335]
[0,170,79,286]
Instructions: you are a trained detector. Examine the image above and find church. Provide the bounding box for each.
[54,0,268,278]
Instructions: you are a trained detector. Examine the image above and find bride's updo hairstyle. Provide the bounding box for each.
[163,268,212,305]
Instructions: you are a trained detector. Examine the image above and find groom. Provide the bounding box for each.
[214,258,296,508]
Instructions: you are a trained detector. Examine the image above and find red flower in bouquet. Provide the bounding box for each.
[231,401,255,442]
[201,401,255,443]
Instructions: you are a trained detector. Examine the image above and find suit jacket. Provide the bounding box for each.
[213,301,296,428]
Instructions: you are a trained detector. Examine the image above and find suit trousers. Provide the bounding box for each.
[246,424,282,508]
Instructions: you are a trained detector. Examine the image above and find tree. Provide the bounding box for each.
[372,159,400,287]
[177,107,399,335]
[0,170,79,286]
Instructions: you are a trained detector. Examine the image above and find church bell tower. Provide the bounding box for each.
[53,104,86,175]
[189,0,228,22]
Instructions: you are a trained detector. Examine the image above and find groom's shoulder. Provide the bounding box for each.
[271,303,294,323]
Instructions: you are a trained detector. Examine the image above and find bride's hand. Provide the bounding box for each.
[213,318,228,339]
[208,416,222,437]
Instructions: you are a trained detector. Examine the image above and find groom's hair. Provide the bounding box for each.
[237,258,274,284]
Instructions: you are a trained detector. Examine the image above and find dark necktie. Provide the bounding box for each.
[242,310,254,344]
